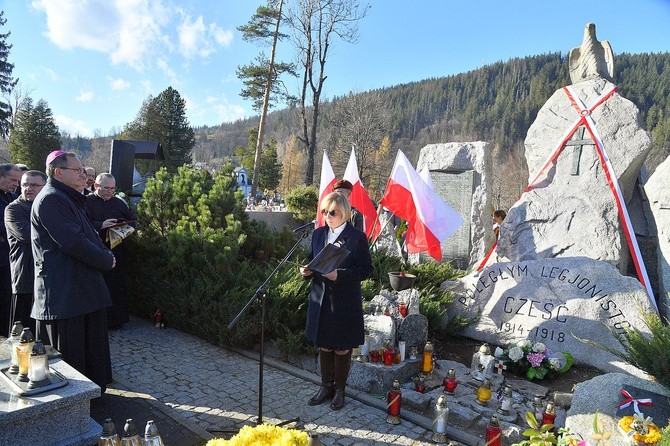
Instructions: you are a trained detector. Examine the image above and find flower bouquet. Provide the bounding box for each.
[206,424,308,446]
[618,414,662,446]
[497,340,574,381]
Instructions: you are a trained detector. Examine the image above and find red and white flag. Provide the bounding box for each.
[380,150,463,261]
[316,151,338,227]
[343,148,380,239]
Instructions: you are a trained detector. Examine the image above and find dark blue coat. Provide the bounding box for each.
[31,178,114,320]
[305,222,372,349]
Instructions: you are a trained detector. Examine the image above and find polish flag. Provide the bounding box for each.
[380,150,463,261]
[316,151,338,227]
[419,166,434,189]
[343,148,380,240]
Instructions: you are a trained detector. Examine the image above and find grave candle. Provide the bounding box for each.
[28,340,50,387]
[8,320,23,374]
[383,339,394,366]
[475,378,492,406]
[497,385,513,416]
[443,368,458,394]
[386,380,402,425]
[485,415,503,446]
[421,341,434,374]
[431,394,450,444]
[398,341,406,362]
[542,401,557,432]
[17,327,35,382]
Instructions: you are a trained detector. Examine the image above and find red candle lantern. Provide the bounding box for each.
[383,339,394,366]
[415,375,426,393]
[386,380,402,425]
[485,415,503,446]
[541,401,557,432]
[398,302,408,317]
[443,368,458,394]
[370,349,380,363]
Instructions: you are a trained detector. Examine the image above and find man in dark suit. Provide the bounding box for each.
[31,151,115,391]
[0,163,22,337]
[5,170,46,333]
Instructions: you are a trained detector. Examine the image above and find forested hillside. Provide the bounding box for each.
[190,51,670,204]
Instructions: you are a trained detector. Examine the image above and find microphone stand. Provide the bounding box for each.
[222,225,312,429]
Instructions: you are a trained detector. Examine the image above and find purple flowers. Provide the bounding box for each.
[527,352,546,368]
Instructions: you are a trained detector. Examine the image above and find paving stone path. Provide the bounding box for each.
[108,317,449,445]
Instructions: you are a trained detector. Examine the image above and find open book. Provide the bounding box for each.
[306,243,350,274]
[105,220,135,249]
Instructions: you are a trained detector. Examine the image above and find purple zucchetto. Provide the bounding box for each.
[46,150,67,167]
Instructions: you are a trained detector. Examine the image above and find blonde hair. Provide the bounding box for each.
[321,192,352,222]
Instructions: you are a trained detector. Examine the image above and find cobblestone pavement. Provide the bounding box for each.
[108,317,443,445]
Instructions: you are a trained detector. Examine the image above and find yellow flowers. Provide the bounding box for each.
[206,424,309,446]
[619,416,662,445]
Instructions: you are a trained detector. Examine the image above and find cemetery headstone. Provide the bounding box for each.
[397,314,428,352]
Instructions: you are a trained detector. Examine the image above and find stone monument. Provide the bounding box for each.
[644,155,670,321]
[445,23,660,373]
[416,142,493,269]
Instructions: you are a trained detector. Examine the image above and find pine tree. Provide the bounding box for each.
[122,87,195,173]
[8,98,61,169]
[258,137,282,191]
[0,12,18,138]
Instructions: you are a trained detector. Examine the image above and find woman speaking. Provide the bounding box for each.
[300,192,373,410]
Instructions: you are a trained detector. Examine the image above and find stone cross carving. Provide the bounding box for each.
[564,126,594,175]
[568,23,614,84]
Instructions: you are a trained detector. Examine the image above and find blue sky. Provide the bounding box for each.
[3,0,670,138]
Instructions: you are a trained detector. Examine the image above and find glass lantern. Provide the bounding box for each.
[16,327,35,382]
[542,401,557,432]
[28,340,50,388]
[497,385,513,416]
[421,341,434,374]
[471,343,493,381]
[485,415,503,446]
[99,418,121,446]
[431,394,450,443]
[475,378,492,406]
[443,368,458,394]
[143,420,165,446]
[121,419,142,446]
[7,320,23,374]
[386,380,402,425]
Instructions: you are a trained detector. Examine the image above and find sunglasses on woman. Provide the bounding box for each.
[321,209,339,216]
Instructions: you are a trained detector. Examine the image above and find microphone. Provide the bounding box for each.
[293,220,317,234]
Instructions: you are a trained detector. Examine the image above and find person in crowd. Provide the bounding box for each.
[31,151,115,391]
[5,170,46,333]
[493,209,507,240]
[0,163,22,337]
[331,180,364,231]
[83,166,96,195]
[300,192,372,410]
[85,173,134,328]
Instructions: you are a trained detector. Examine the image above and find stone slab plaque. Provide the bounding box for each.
[615,385,670,424]
[429,170,473,266]
[397,314,428,352]
[446,258,657,372]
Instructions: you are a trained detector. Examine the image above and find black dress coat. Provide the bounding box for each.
[31,178,114,320]
[305,222,372,349]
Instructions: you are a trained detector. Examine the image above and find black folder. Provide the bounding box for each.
[306,243,351,274]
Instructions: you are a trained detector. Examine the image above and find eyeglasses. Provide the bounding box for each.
[21,182,45,188]
[59,167,87,175]
[321,209,339,217]
[100,186,116,191]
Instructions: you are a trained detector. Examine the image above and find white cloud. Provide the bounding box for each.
[40,66,60,81]
[76,90,94,103]
[31,0,171,71]
[54,114,92,137]
[178,14,233,58]
[212,102,247,123]
[156,57,178,85]
[204,96,218,104]
[109,77,131,90]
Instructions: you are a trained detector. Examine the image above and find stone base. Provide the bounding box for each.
[348,358,422,395]
[0,357,102,446]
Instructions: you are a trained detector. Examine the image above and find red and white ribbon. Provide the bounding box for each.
[562,85,656,311]
[617,389,653,414]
